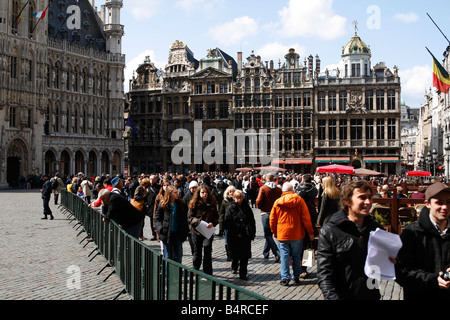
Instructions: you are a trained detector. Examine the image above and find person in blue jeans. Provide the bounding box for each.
[256,174,282,262]
[154,185,189,263]
[270,183,315,286]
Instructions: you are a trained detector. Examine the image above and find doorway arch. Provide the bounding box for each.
[7,138,28,187]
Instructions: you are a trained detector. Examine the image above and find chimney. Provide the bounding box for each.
[270,60,274,75]
[315,54,321,74]
[237,52,242,73]
[308,55,313,78]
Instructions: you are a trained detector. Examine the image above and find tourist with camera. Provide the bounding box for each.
[395,182,450,299]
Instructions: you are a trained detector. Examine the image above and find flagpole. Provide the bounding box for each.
[32,1,52,33]
[426,13,450,46]
[13,0,30,27]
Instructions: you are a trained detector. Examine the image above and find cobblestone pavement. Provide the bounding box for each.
[0,189,131,300]
[0,189,403,300]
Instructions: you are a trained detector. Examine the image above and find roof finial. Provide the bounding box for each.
[353,20,358,35]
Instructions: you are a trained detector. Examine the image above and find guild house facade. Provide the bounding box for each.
[0,0,125,188]
[128,29,401,175]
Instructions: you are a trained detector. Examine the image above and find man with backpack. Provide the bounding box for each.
[50,173,64,205]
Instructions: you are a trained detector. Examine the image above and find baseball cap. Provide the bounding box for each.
[111,177,121,187]
[425,182,450,201]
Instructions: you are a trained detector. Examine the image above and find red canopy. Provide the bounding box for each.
[316,164,354,174]
[236,167,253,172]
[406,171,431,177]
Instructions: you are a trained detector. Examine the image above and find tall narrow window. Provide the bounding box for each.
[318,92,326,111]
[387,89,396,110]
[339,91,347,111]
[377,118,385,139]
[318,119,326,140]
[329,91,337,111]
[376,90,384,110]
[388,118,396,139]
[365,90,374,110]
[350,119,362,140]
[329,119,337,141]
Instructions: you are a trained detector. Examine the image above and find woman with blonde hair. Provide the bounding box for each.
[317,176,341,227]
[154,185,188,263]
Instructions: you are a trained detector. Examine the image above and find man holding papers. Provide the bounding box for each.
[317,180,392,300]
[395,181,450,300]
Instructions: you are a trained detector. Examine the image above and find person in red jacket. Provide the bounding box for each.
[270,182,315,286]
[256,174,282,262]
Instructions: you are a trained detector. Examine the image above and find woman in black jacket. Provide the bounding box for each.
[187,185,219,275]
[224,190,256,280]
[317,176,341,227]
[154,185,189,264]
[316,180,386,300]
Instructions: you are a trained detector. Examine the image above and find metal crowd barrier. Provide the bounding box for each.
[60,190,268,301]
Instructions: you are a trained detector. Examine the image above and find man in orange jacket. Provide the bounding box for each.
[270,182,315,286]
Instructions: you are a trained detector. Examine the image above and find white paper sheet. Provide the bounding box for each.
[195,220,216,239]
[364,228,402,280]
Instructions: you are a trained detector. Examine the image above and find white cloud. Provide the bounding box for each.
[399,65,432,107]
[394,12,419,24]
[277,0,347,40]
[123,0,162,21]
[257,42,306,62]
[124,50,166,92]
[207,16,258,46]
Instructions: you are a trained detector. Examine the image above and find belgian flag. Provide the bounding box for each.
[427,47,450,94]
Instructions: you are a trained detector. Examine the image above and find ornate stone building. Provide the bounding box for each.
[1,0,125,188]
[127,30,402,175]
[314,30,401,175]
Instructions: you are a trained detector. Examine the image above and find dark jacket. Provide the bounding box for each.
[146,183,160,217]
[224,201,256,240]
[224,201,256,260]
[317,210,382,300]
[187,201,219,236]
[154,199,189,244]
[395,207,450,300]
[104,192,144,230]
[41,179,52,198]
[317,194,340,227]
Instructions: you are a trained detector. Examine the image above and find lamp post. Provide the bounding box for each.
[432,148,438,177]
[427,151,432,174]
[408,153,414,171]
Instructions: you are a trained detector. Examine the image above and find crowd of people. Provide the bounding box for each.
[38,169,450,300]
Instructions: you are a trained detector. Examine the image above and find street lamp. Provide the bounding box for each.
[426,151,432,173]
[432,148,438,177]
[407,153,414,171]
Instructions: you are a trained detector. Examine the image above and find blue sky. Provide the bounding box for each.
[94,0,450,108]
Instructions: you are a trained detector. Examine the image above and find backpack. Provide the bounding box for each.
[51,178,59,190]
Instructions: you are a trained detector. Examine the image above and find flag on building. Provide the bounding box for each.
[125,117,138,133]
[32,5,49,19]
[16,0,30,26]
[427,47,450,94]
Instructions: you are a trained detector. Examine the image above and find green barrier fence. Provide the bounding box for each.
[60,190,269,301]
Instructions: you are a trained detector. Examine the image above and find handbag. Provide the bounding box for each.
[302,247,316,267]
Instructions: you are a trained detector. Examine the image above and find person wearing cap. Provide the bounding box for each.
[40,175,54,220]
[111,177,125,197]
[395,181,450,300]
